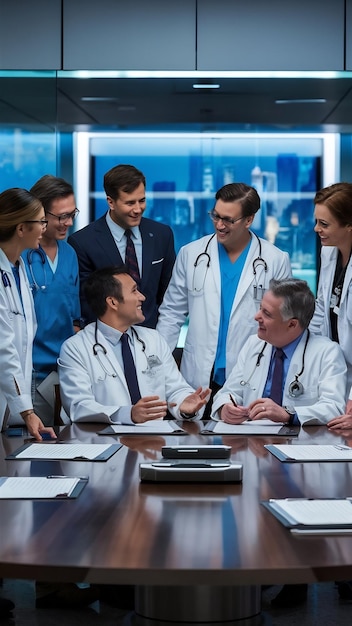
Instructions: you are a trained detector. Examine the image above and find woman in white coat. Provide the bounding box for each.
[0,188,56,441]
[310,182,352,432]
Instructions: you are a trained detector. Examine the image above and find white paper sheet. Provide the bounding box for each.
[267,444,352,461]
[106,421,186,434]
[269,498,352,526]
[209,419,286,435]
[15,443,112,460]
[0,476,79,499]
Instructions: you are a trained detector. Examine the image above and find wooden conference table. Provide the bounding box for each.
[0,421,352,624]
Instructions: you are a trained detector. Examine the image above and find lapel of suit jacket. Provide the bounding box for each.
[94,215,124,265]
[139,219,155,285]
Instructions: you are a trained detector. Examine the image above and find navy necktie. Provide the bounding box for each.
[124,229,140,284]
[120,333,141,405]
[269,348,285,405]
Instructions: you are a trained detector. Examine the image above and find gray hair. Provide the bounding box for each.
[268,278,315,329]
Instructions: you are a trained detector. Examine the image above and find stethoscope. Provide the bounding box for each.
[92,322,161,377]
[192,232,268,298]
[26,248,48,292]
[0,268,23,315]
[240,330,310,398]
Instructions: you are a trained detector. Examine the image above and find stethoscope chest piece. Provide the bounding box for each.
[288,379,304,398]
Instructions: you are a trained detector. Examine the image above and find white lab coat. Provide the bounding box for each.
[0,249,37,428]
[58,323,199,423]
[157,232,291,390]
[310,246,352,398]
[211,330,347,426]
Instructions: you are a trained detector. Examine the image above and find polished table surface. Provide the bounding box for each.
[0,421,352,586]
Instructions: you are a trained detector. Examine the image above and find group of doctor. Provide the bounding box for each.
[1,172,352,437]
[1,168,352,613]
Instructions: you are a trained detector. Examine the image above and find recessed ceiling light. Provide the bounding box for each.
[81,97,120,102]
[192,84,220,89]
[275,99,327,104]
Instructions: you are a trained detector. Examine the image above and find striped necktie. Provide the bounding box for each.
[124,229,140,284]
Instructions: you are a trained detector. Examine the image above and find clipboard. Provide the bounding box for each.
[6,442,122,462]
[0,476,88,500]
[201,420,299,436]
[262,498,352,534]
[99,421,187,436]
[264,444,352,462]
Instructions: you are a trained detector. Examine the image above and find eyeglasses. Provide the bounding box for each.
[208,210,245,226]
[46,208,80,223]
[25,220,48,229]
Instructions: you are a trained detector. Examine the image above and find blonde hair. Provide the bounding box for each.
[0,188,43,242]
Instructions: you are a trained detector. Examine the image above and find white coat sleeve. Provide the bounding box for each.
[156,246,189,351]
[293,341,347,426]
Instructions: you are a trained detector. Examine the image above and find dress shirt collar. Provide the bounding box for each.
[96,318,133,347]
[106,211,141,242]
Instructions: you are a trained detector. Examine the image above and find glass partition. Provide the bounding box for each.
[0,71,57,192]
[75,131,339,293]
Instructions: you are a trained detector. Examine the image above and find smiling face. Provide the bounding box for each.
[254,290,298,348]
[114,273,146,328]
[212,199,253,252]
[42,194,77,243]
[314,203,351,250]
[107,183,146,230]
[20,207,47,252]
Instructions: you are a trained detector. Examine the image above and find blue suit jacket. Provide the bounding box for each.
[68,215,175,328]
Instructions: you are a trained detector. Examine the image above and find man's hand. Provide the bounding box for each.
[23,413,57,441]
[248,399,289,423]
[131,396,168,423]
[220,403,249,424]
[179,387,211,416]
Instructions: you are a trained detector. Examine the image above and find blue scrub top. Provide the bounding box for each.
[22,241,80,382]
[213,240,251,385]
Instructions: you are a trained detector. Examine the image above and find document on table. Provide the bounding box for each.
[6,442,122,461]
[0,476,87,499]
[99,421,187,435]
[201,419,298,436]
[264,444,352,462]
[262,498,352,533]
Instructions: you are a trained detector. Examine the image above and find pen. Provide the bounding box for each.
[229,394,237,407]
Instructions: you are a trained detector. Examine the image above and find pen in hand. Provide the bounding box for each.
[229,394,237,407]
[229,394,251,421]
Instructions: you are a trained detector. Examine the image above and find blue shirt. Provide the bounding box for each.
[263,333,304,424]
[213,240,251,385]
[22,241,80,382]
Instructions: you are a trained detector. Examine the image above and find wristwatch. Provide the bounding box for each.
[283,405,296,425]
[180,411,197,420]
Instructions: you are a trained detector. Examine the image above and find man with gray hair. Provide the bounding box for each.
[211,278,347,426]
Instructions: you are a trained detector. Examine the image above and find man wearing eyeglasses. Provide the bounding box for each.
[157,182,292,418]
[22,175,81,427]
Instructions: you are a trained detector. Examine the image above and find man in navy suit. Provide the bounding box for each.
[68,164,175,328]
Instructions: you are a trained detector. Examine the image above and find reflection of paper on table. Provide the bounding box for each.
[205,419,286,435]
[11,443,116,460]
[0,476,80,499]
[266,444,352,462]
[100,421,187,435]
[269,498,352,526]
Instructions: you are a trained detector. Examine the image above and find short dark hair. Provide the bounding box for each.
[103,164,146,200]
[30,175,74,213]
[84,266,128,318]
[269,278,315,329]
[314,182,352,227]
[215,183,260,218]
